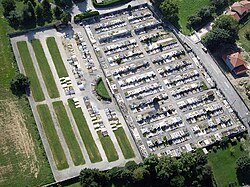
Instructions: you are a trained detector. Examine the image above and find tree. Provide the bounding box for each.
[21,2,36,27]
[212,15,239,41]
[159,0,179,23]
[203,28,231,50]
[143,154,159,173]
[1,0,16,17]
[211,0,228,11]
[36,4,44,26]
[125,160,138,171]
[187,15,202,29]
[42,0,52,22]
[236,156,250,185]
[23,0,36,7]
[202,15,239,50]
[7,10,20,28]
[53,6,63,20]
[108,167,133,184]
[80,168,108,187]
[170,175,185,187]
[10,73,30,96]
[133,167,150,183]
[61,12,71,24]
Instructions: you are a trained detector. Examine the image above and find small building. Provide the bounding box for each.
[222,52,248,75]
[227,0,250,21]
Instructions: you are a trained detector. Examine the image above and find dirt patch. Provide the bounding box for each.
[0,100,40,181]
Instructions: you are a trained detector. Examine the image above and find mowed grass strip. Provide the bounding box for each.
[114,127,135,159]
[46,37,68,78]
[17,41,45,102]
[97,131,119,162]
[52,101,85,166]
[37,104,69,170]
[31,39,59,99]
[68,99,102,163]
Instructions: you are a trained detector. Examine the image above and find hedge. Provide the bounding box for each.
[74,11,100,23]
[92,0,131,7]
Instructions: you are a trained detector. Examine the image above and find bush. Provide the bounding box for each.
[92,0,131,7]
[74,11,99,23]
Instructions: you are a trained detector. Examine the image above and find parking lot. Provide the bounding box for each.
[83,4,246,157]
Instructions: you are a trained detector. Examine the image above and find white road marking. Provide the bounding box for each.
[224,81,230,88]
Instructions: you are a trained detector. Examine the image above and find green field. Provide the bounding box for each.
[17,41,45,102]
[96,78,111,100]
[37,104,69,170]
[238,19,250,52]
[68,99,102,163]
[208,141,247,187]
[114,128,135,159]
[46,37,68,78]
[176,0,210,34]
[97,131,119,162]
[52,101,85,166]
[31,39,60,99]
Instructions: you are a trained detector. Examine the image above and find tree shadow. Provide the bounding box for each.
[236,169,250,185]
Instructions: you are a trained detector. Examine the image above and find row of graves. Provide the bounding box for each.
[79,4,245,157]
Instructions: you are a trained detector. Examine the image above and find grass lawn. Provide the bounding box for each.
[208,141,247,187]
[17,41,45,102]
[176,0,210,35]
[37,104,69,170]
[68,99,102,163]
[31,39,60,99]
[97,131,119,162]
[96,78,111,100]
[46,37,68,78]
[238,18,250,52]
[52,101,85,166]
[114,128,135,159]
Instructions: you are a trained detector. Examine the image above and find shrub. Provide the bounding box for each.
[74,11,99,23]
[92,0,131,7]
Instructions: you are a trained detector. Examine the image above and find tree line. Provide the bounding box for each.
[202,15,239,51]
[1,0,71,29]
[79,150,215,187]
